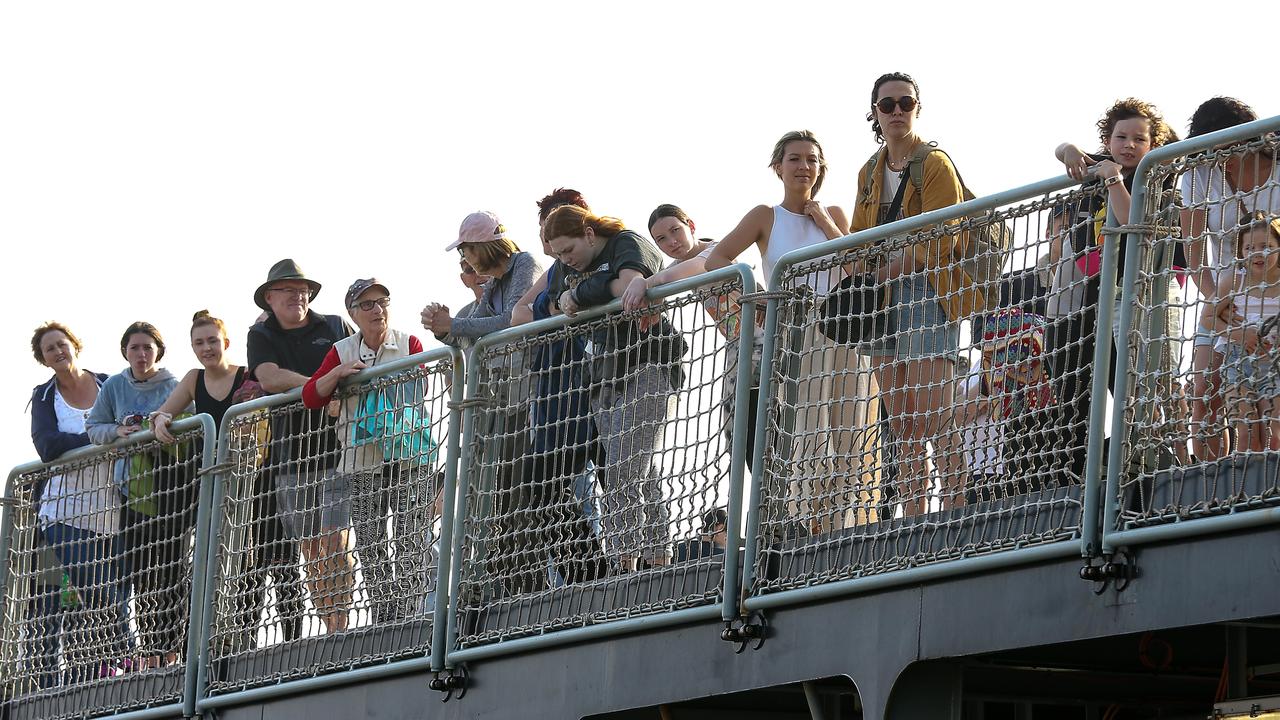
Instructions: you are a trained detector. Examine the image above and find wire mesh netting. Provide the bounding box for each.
[204,357,452,695]
[749,188,1104,596]
[0,423,206,720]
[1115,136,1280,528]
[452,275,755,648]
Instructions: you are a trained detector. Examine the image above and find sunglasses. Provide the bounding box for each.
[875,96,918,114]
[350,296,391,312]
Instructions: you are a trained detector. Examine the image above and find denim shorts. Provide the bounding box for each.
[860,273,960,361]
[1221,343,1280,399]
[276,470,352,539]
[1193,321,1218,349]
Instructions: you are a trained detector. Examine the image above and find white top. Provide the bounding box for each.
[763,205,837,297]
[881,163,903,206]
[38,387,120,536]
[958,373,1004,475]
[1215,272,1280,351]
[1181,161,1280,284]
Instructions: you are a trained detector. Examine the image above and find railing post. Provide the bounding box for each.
[430,347,465,672]
[182,413,218,718]
[443,347,482,668]
[721,265,757,622]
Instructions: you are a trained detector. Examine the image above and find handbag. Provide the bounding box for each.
[818,153,908,345]
[351,390,438,465]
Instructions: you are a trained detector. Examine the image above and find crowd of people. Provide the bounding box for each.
[21,73,1278,685]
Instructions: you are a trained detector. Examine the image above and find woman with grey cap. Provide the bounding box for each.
[303,278,438,623]
[422,211,545,594]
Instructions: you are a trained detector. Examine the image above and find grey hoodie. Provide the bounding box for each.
[85,367,182,445]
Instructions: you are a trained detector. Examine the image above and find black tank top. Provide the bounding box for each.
[196,367,246,425]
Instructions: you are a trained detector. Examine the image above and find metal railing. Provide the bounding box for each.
[0,414,215,720]
[444,265,758,664]
[196,347,461,706]
[741,175,1100,611]
[5,122,1280,716]
[1102,116,1280,551]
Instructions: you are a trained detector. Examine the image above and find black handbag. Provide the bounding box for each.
[817,155,908,345]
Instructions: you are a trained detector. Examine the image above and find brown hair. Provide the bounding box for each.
[462,237,521,274]
[1097,98,1177,149]
[866,72,921,143]
[769,130,828,197]
[31,321,83,366]
[541,205,626,243]
[120,321,166,361]
[190,310,228,337]
[536,188,590,223]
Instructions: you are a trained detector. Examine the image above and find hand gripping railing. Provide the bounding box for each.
[1101,115,1280,554]
[0,414,216,720]
[442,264,758,667]
[192,346,462,712]
[741,175,1103,613]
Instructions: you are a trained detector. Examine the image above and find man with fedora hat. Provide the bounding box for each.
[245,258,356,635]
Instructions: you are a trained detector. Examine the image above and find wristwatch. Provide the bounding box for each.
[1103,174,1123,188]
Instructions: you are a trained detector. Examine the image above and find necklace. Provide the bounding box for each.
[885,153,910,172]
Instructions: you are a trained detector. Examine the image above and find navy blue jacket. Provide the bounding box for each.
[30,373,108,463]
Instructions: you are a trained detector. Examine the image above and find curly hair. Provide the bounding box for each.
[1097,98,1176,149]
[866,72,921,143]
[1189,97,1257,138]
[769,130,829,198]
[31,321,83,366]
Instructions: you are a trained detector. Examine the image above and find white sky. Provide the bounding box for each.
[1,0,1273,474]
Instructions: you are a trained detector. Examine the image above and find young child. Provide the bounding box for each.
[953,355,1005,504]
[1212,213,1280,453]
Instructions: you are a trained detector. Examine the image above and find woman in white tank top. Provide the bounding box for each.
[707,131,883,533]
[1209,214,1280,453]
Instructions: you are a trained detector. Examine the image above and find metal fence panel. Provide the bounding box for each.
[449,267,756,652]
[0,415,214,720]
[201,349,458,697]
[745,180,1095,601]
[1104,121,1280,545]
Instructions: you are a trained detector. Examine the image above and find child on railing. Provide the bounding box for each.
[1209,214,1280,453]
[544,204,681,574]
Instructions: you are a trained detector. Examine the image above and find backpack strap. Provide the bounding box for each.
[907,141,937,195]
[860,149,883,203]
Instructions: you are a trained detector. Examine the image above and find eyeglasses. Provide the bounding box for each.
[268,287,311,299]
[460,266,477,276]
[875,96,918,114]
[351,296,391,312]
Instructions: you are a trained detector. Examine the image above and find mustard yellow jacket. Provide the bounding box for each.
[851,146,984,322]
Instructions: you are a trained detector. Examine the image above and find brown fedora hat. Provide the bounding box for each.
[254,258,322,311]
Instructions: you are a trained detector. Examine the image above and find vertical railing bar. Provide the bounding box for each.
[720,264,757,621]
[1081,207,1123,558]
[443,347,481,668]
[430,347,465,671]
[182,413,218,718]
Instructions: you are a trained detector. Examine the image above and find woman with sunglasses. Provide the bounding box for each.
[847,72,970,517]
[706,131,881,534]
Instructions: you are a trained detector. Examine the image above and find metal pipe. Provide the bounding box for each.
[721,266,758,622]
[443,345,482,669]
[91,703,185,720]
[196,657,434,711]
[738,292,782,606]
[742,542,1078,612]
[446,605,723,665]
[430,346,466,671]
[181,413,218,718]
[1103,506,1280,547]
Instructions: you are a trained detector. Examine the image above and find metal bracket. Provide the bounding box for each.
[1079,548,1138,594]
[721,613,768,654]
[430,666,469,702]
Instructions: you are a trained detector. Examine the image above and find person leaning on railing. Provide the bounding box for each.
[704,130,875,534]
[545,204,681,574]
[246,259,354,635]
[1180,97,1279,461]
[505,188,609,592]
[27,321,118,685]
[623,204,766,475]
[86,321,183,669]
[846,72,969,518]
[303,278,437,624]
[1050,98,1188,469]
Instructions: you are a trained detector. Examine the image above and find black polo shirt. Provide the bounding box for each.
[247,311,352,473]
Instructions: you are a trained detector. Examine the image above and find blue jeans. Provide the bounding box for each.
[26,578,63,689]
[42,523,132,678]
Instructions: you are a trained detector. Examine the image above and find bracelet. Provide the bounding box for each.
[151,411,172,423]
[1103,174,1123,188]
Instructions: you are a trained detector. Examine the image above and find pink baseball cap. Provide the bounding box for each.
[446,211,507,251]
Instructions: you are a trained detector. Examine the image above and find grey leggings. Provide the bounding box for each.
[348,463,435,623]
[590,365,676,564]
